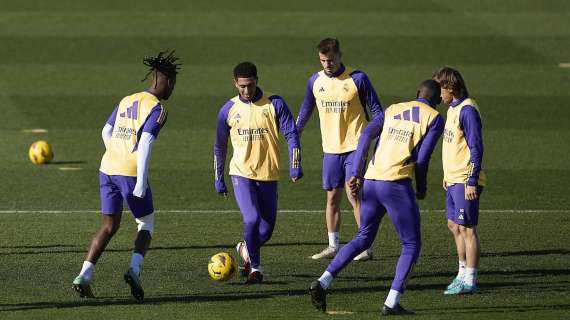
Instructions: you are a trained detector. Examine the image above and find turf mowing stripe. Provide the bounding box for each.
[1,209,569,214]
[21,128,48,133]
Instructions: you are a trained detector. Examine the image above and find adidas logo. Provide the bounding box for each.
[319,87,325,92]
[393,106,420,123]
[234,113,241,119]
[458,214,464,220]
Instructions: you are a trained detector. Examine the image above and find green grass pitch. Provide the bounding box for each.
[1,0,569,319]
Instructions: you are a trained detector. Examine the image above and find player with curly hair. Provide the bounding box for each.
[72,50,181,302]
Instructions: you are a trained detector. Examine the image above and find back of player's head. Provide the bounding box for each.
[317,38,341,55]
[432,66,469,99]
[233,62,258,79]
[416,79,442,107]
[142,50,181,81]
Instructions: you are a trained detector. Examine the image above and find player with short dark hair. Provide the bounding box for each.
[72,51,180,302]
[309,80,444,315]
[433,66,486,295]
[214,61,302,284]
[296,38,383,261]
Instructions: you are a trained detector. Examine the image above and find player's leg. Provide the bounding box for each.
[257,181,278,246]
[344,151,374,261]
[445,184,482,294]
[73,172,123,298]
[343,151,360,227]
[380,180,420,315]
[122,176,155,302]
[445,184,466,291]
[244,180,278,284]
[458,185,483,292]
[312,154,345,259]
[310,180,384,312]
[231,176,263,282]
[459,225,479,288]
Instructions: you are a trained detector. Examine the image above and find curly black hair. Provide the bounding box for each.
[142,50,181,81]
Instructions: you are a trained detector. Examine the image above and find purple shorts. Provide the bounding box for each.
[99,172,154,218]
[446,183,483,226]
[322,151,355,191]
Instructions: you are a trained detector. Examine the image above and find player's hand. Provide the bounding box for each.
[133,183,146,198]
[348,176,362,197]
[416,191,426,200]
[290,167,303,183]
[465,185,477,200]
[442,180,448,191]
[215,180,228,197]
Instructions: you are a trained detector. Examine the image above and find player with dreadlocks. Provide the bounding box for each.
[72,51,180,302]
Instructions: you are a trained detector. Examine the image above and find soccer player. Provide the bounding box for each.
[433,67,486,295]
[72,51,180,302]
[213,62,302,284]
[309,80,444,315]
[296,38,383,261]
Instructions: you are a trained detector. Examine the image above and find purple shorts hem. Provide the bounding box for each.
[99,172,154,219]
[322,151,355,191]
[445,183,483,226]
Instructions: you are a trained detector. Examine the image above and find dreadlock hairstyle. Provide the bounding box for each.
[142,50,181,82]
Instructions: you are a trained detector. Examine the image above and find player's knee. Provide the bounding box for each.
[401,239,422,258]
[242,215,260,228]
[459,225,477,237]
[447,220,459,234]
[326,189,342,206]
[102,219,121,235]
[259,229,274,244]
[135,213,155,236]
[102,224,120,236]
[353,232,374,251]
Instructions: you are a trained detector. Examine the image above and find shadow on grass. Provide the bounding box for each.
[0,241,340,256]
[0,292,273,312]
[415,303,570,314]
[293,268,570,282]
[481,249,570,257]
[0,245,76,249]
[0,279,560,313]
[48,161,86,165]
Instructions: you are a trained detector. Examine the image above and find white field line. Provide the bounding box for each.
[21,128,48,133]
[0,209,568,214]
[559,63,570,68]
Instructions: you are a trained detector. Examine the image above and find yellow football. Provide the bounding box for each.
[29,140,54,165]
[208,252,236,281]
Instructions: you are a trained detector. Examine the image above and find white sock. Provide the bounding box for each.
[457,260,467,279]
[384,289,401,308]
[79,261,94,281]
[240,242,250,262]
[464,267,477,286]
[130,253,144,275]
[318,271,334,289]
[328,232,339,248]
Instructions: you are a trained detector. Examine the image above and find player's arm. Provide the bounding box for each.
[414,114,444,199]
[102,106,118,149]
[295,74,319,135]
[133,105,168,198]
[272,96,303,182]
[213,101,233,195]
[460,106,484,200]
[352,71,383,121]
[348,111,384,196]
